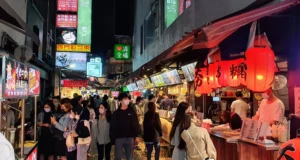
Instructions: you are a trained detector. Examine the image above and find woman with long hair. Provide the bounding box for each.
[50,98,72,160]
[64,108,79,160]
[180,114,216,160]
[96,102,112,160]
[169,102,191,160]
[143,102,162,160]
[37,100,55,160]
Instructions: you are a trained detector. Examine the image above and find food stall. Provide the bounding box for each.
[181,62,197,107]
[136,78,153,98]
[60,80,88,98]
[0,56,40,159]
[126,83,141,99]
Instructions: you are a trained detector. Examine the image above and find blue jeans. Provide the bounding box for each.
[114,138,134,160]
[146,142,160,160]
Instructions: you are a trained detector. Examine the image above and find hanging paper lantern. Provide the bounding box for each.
[89,77,95,82]
[194,67,212,94]
[245,47,275,92]
[208,62,221,89]
[277,137,300,160]
[218,58,246,87]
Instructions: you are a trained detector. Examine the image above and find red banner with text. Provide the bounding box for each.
[57,0,78,12]
[62,80,88,88]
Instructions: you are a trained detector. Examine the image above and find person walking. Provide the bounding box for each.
[143,102,162,160]
[110,93,140,160]
[50,98,72,160]
[180,114,216,160]
[64,109,79,160]
[96,102,112,160]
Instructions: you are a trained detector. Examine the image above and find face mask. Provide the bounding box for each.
[70,114,75,119]
[44,108,51,113]
[75,115,80,120]
[262,93,270,99]
[124,99,130,106]
[99,108,105,114]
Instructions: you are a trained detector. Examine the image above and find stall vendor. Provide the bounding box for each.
[252,88,284,125]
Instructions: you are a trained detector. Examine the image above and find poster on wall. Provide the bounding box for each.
[56,14,77,28]
[294,87,300,116]
[57,0,78,12]
[28,68,40,96]
[165,0,179,28]
[56,29,77,44]
[77,0,92,44]
[5,58,29,98]
[56,52,87,71]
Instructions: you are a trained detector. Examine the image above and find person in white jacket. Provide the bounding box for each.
[0,132,15,160]
[180,114,216,160]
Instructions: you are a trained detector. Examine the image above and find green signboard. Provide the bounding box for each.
[77,0,92,45]
[165,0,179,28]
[114,44,131,60]
[123,86,129,92]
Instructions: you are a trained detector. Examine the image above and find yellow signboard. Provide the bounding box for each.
[56,44,91,52]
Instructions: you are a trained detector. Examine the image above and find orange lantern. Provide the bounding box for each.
[208,62,221,89]
[218,58,246,87]
[277,137,300,160]
[194,68,212,94]
[245,47,275,92]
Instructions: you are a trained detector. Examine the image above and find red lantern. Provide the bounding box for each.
[245,47,275,92]
[194,68,212,94]
[208,62,221,89]
[218,58,245,87]
[277,137,300,160]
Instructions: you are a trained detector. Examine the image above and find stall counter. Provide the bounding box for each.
[210,132,239,160]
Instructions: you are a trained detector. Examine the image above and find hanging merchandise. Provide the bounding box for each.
[194,67,212,94]
[245,47,276,92]
[217,58,247,87]
[208,62,221,89]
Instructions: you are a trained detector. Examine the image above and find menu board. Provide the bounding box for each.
[5,58,29,98]
[57,0,78,12]
[150,74,166,87]
[136,78,152,90]
[111,91,119,97]
[182,62,196,81]
[56,14,77,28]
[240,119,269,142]
[161,69,181,85]
[28,68,40,96]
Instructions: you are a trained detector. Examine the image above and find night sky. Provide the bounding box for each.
[91,0,134,58]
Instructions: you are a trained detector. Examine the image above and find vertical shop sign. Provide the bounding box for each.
[77,0,92,44]
[28,68,40,96]
[294,87,300,116]
[165,0,179,28]
[114,44,131,60]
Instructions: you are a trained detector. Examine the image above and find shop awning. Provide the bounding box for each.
[0,0,40,45]
[193,0,300,49]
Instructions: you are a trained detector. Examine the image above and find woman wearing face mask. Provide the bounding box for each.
[37,100,55,160]
[64,109,80,160]
[169,102,190,160]
[50,98,72,160]
[252,88,285,125]
[96,103,112,160]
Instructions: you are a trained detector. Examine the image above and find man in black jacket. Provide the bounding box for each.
[110,93,140,160]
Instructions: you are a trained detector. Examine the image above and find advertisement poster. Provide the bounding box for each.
[77,0,92,44]
[28,68,40,96]
[294,87,300,116]
[87,62,102,77]
[56,52,87,71]
[151,74,166,87]
[5,58,28,98]
[57,0,78,12]
[165,0,179,28]
[56,14,77,28]
[56,29,77,44]
[114,44,131,60]
[61,80,88,87]
[56,44,91,52]
[26,147,37,160]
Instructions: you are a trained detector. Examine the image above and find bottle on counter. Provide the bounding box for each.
[272,125,279,142]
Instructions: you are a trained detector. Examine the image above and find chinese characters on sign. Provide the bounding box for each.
[77,0,92,44]
[62,80,88,88]
[55,52,87,71]
[294,87,300,116]
[57,0,78,12]
[56,14,77,28]
[28,68,40,96]
[114,44,131,60]
[56,44,91,52]
[165,0,179,28]
[5,58,29,98]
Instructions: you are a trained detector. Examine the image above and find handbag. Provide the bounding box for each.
[66,134,75,147]
[78,136,91,145]
[186,130,214,160]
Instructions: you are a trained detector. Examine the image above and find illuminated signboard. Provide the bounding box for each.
[136,78,153,90]
[77,0,92,44]
[161,69,181,85]
[150,74,167,87]
[62,80,88,87]
[114,44,131,60]
[56,52,87,71]
[4,58,29,98]
[181,62,196,81]
[123,86,129,92]
[87,57,102,77]
[56,14,77,28]
[56,44,91,52]
[57,0,78,12]
[165,0,179,28]
[57,29,77,44]
[111,91,119,97]
[28,68,40,96]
